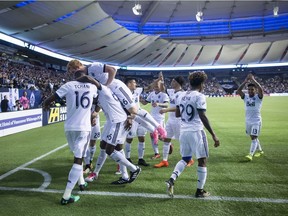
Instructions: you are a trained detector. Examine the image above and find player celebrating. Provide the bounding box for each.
[76,70,141,185]
[154,75,194,168]
[67,60,166,141]
[124,78,149,166]
[165,71,220,198]
[83,107,101,174]
[43,71,98,205]
[236,73,264,161]
[141,77,169,159]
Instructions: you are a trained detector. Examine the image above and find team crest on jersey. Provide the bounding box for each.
[158,95,161,99]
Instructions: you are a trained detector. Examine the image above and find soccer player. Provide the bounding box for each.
[124,78,149,166]
[83,108,101,174]
[236,73,264,161]
[154,76,194,168]
[67,60,167,140]
[165,71,220,198]
[76,71,141,185]
[43,71,98,205]
[141,78,169,159]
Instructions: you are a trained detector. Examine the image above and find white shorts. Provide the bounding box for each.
[165,119,181,140]
[109,79,135,110]
[127,121,147,138]
[101,120,128,145]
[65,131,90,158]
[246,122,261,136]
[179,130,209,159]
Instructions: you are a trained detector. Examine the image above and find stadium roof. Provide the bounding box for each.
[0,0,288,68]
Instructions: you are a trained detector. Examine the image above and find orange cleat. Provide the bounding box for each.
[154,160,169,168]
[187,159,195,167]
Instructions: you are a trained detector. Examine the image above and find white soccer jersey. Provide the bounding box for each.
[87,62,108,85]
[177,90,206,132]
[132,87,143,108]
[243,94,262,124]
[96,84,127,123]
[166,89,184,121]
[87,62,135,110]
[146,91,169,122]
[56,81,97,132]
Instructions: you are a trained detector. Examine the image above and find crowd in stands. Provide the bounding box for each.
[1,55,288,112]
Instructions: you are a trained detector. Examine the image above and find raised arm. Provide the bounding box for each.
[250,75,264,99]
[104,64,117,86]
[236,75,249,99]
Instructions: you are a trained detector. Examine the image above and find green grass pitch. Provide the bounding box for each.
[0,96,288,216]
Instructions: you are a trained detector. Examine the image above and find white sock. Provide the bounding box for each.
[136,109,159,129]
[138,142,145,159]
[78,174,85,185]
[125,142,131,159]
[110,150,137,172]
[134,115,155,133]
[197,166,207,189]
[119,150,129,180]
[84,148,91,165]
[249,139,258,155]
[256,138,263,151]
[63,163,82,199]
[89,146,96,161]
[94,149,107,175]
[171,160,187,180]
[162,142,170,161]
[150,136,159,154]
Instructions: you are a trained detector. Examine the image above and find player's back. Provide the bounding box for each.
[178,90,205,132]
[56,81,97,131]
[97,85,127,123]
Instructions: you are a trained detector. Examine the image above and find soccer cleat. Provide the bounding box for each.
[157,125,167,140]
[83,164,92,174]
[165,178,174,198]
[85,172,97,182]
[79,182,88,191]
[245,154,253,161]
[127,158,133,163]
[115,164,121,175]
[254,151,264,157]
[111,177,129,185]
[195,189,210,198]
[129,166,141,183]
[154,160,169,168]
[60,195,80,205]
[151,130,159,145]
[151,153,161,160]
[186,159,195,167]
[138,159,149,166]
[169,144,174,155]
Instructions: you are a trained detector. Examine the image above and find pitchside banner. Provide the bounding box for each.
[42,106,67,126]
[0,108,42,137]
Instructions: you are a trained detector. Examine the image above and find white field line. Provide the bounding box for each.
[0,143,68,181]
[0,133,288,204]
[0,186,287,204]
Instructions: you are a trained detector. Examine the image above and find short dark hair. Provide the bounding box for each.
[124,77,136,85]
[188,71,207,87]
[247,83,256,88]
[74,69,86,79]
[174,76,185,87]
